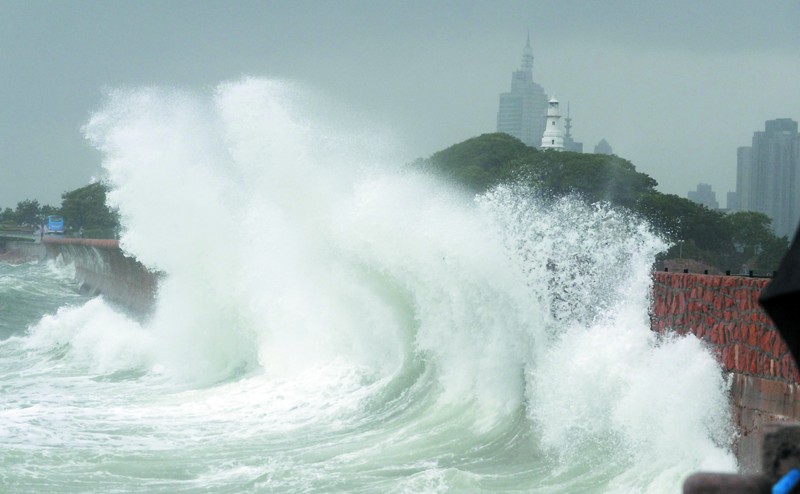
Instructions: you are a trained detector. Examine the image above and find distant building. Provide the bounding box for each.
[594,139,613,155]
[735,146,753,212]
[688,183,719,210]
[726,191,739,211]
[540,97,565,151]
[496,34,549,148]
[563,104,583,153]
[736,118,800,237]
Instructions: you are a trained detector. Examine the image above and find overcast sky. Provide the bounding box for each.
[2,0,799,209]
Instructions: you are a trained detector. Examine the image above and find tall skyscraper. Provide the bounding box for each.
[734,146,753,212]
[726,191,739,211]
[496,34,548,148]
[736,118,800,237]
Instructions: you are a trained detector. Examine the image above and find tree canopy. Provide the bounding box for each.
[424,133,658,208]
[424,133,533,191]
[1,181,119,238]
[420,133,789,272]
[0,199,58,227]
[60,182,119,238]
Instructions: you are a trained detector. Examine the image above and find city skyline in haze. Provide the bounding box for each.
[2,1,799,209]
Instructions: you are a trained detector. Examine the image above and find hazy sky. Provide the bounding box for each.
[2,0,799,209]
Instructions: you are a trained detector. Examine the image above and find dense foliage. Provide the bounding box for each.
[421,133,789,272]
[1,182,119,239]
[60,182,120,238]
[424,133,658,208]
[0,200,59,228]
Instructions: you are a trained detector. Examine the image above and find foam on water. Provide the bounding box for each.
[0,77,737,492]
[23,297,156,374]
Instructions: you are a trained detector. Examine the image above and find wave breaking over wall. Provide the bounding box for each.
[15,77,740,491]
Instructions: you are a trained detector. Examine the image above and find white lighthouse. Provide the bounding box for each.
[540,97,564,151]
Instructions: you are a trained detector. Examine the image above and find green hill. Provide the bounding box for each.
[419,133,788,273]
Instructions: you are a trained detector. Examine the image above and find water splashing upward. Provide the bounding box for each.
[6,78,735,492]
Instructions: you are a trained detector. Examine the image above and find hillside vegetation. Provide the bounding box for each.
[419,133,788,273]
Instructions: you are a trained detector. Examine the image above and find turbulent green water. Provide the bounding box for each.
[0,79,738,493]
[0,261,87,340]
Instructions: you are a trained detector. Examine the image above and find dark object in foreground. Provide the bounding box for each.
[760,424,800,489]
[682,473,771,493]
[773,469,800,494]
[684,424,800,493]
[760,226,800,366]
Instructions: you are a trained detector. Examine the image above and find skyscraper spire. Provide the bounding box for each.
[521,31,534,72]
[496,33,549,147]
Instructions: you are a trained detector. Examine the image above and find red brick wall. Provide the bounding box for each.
[651,271,799,384]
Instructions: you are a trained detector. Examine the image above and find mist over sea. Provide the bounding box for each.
[0,79,736,493]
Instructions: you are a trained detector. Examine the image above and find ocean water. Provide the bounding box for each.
[0,79,737,493]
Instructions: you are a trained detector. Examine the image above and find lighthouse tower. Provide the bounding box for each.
[540,97,564,150]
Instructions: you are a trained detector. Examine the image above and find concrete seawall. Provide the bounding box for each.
[0,238,46,262]
[41,237,160,317]
[651,271,799,472]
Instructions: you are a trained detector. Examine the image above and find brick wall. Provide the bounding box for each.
[651,271,800,471]
[651,271,799,384]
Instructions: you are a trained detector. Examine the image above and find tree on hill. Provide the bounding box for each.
[636,192,728,252]
[423,133,658,210]
[420,132,789,272]
[424,133,535,191]
[514,152,658,208]
[724,211,789,270]
[726,211,777,256]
